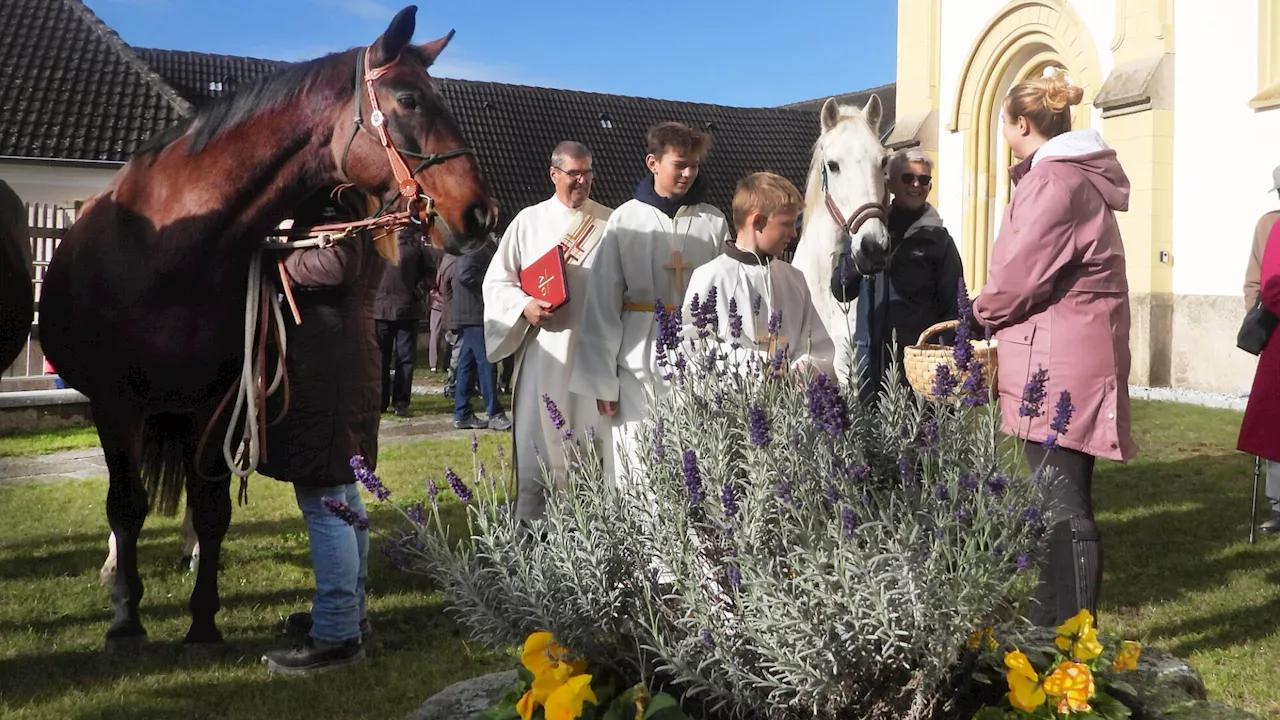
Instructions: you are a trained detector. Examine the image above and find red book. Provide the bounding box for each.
[520,245,570,312]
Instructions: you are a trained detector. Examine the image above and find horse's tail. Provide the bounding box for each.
[140,413,192,517]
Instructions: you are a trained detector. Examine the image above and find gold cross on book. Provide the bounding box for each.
[663,251,692,295]
[756,333,788,356]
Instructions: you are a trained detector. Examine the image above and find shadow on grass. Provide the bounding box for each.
[1,586,500,718]
[1097,450,1280,647]
[0,516,318,582]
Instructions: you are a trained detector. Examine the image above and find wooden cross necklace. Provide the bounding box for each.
[652,206,695,295]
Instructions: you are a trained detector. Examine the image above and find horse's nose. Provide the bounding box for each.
[464,201,497,239]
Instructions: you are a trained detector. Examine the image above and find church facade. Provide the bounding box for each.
[889,0,1280,394]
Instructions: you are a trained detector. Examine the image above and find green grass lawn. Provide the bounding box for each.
[0,400,1277,718]
[0,434,514,720]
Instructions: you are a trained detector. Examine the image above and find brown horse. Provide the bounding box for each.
[39,5,495,652]
[0,179,33,371]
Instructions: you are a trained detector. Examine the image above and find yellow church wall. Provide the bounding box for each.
[905,0,1277,393]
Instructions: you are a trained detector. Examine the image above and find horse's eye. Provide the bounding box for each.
[398,94,419,111]
[826,161,840,174]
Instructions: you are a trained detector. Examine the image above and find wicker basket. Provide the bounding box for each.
[903,320,999,401]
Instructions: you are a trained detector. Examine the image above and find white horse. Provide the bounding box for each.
[790,96,891,383]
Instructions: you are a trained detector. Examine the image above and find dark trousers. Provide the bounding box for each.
[455,326,502,421]
[376,319,418,411]
[1023,442,1101,627]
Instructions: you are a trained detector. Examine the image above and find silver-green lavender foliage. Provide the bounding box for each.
[396,289,1053,720]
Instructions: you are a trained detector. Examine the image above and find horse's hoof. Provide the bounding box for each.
[103,632,148,655]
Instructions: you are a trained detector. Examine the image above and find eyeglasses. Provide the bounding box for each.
[553,167,594,181]
[899,172,932,186]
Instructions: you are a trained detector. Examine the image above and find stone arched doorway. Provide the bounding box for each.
[949,0,1103,290]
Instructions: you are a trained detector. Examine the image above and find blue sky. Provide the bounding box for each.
[85,0,896,107]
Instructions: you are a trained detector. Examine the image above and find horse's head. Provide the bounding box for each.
[336,6,497,255]
[805,95,891,274]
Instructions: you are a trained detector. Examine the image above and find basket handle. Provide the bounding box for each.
[916,320,960,347]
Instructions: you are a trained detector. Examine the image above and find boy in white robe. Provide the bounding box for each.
[681,172,835,376]
[569,123,732,478]
[482,141,613,522]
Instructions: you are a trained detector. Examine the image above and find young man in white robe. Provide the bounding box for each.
[681,172,835,376]
[482,141,613,522]
[569,123,732,480]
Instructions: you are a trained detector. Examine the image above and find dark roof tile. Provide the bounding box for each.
[0,0,189,162]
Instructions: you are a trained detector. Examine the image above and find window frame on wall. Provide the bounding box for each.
[1253,0,1280,110]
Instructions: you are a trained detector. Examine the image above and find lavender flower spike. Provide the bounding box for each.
[807,373,850,435]
[1019,367,1049,418]
[748,404,771,447]
[682,450,706,505]
[323,497,370,531]
[728,297,743,339]
[350,455,391,501]
[1042,390,1076,450]
[721,481,739,518]
[445,467,473,503]
[542,393,566,430]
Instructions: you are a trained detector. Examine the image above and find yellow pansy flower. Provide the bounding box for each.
[516,690,537,720]
[1004,650,1047,712]
[967,626,998,651]
[1055,610,1104,662]
[544,674,598,720]
[1042,661,1095,713]
[1112,640,1142,672]
[521,632,587,680]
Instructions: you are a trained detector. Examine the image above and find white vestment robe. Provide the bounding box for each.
[680,247,836,376]
[568,198,731,477]
[483,197,613,521]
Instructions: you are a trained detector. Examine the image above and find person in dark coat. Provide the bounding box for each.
[261,187,384,675]
[375,226,435,416]
[0,180,32,372]
[831,149,963,404]
[451,239,512,430]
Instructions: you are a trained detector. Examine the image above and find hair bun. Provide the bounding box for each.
[1040,68,1083,111]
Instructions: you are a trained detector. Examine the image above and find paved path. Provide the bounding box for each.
[0,379,502,486]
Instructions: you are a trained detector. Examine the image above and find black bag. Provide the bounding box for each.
[1237,299,1279,355]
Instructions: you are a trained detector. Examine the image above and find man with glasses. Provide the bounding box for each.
[483,141,613,522]
[831,148,963,403]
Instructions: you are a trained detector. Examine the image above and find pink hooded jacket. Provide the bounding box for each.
[973,129,1138,462]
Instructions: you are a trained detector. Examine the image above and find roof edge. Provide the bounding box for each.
[62,0,194,117]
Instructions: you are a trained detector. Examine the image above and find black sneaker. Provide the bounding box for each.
[1261,509,1280,534]
[283,612,372,640]
[392,406,411,417]
[264,636,365,675]
[487,412,513,431]
[454,414,488,430]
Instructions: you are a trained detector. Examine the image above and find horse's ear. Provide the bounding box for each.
[418,29,456,68]
[820,98,841,133]
[863,94,883,135]
[370,5,418,68]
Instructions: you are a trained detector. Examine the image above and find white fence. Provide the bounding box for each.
[2,202,75,384]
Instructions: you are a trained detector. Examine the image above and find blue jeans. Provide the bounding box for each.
[294,483,369,643]
[455,325,502,421]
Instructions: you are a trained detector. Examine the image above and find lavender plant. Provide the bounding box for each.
[372,280,1078,720]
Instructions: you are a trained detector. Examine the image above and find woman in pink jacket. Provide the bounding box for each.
[972,69,1138,628]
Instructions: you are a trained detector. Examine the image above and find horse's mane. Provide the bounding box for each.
[802,104,878,231]
[134,48,363,159]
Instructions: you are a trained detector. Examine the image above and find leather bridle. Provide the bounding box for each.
[821,163,889,237]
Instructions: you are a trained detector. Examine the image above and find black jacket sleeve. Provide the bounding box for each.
[830,253,863,303]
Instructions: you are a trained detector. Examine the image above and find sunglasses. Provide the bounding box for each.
[899,172,932,186]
